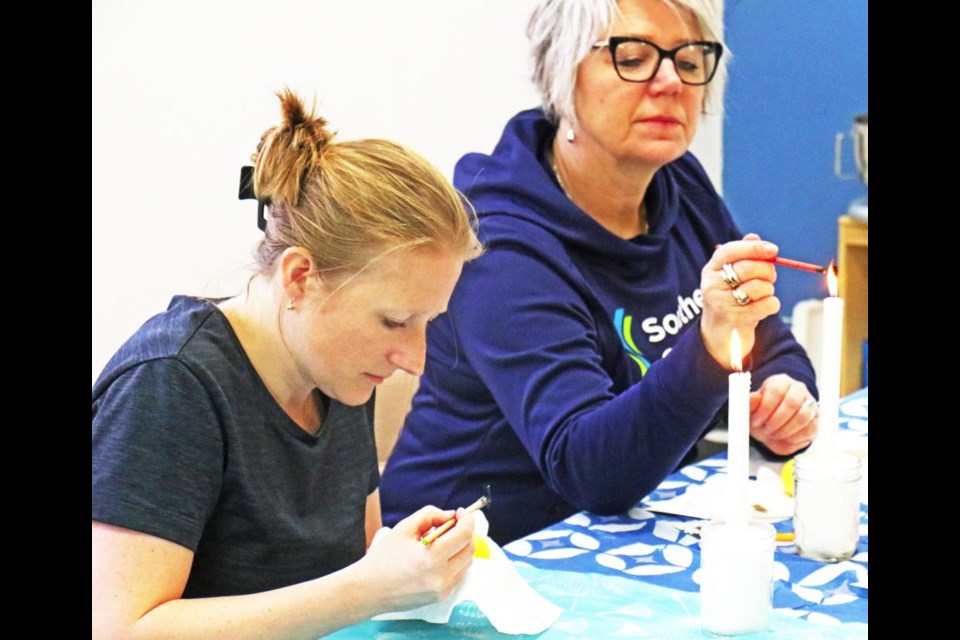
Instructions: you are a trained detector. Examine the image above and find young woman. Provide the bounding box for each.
[92,88,483,638]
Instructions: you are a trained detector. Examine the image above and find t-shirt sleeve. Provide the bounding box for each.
[92,358,224,551]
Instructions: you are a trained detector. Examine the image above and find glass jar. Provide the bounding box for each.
[699,519,776,636]
[793,452,863,562]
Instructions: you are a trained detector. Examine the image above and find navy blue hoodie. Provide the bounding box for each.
[380,108,816,543]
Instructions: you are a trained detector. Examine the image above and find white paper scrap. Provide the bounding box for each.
[372,511,563,634]
[643,468,793,521]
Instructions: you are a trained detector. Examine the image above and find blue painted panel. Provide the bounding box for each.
[723,0,868,315]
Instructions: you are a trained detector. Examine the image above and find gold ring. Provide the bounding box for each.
[720,263,742,288]
[731,287,750,306]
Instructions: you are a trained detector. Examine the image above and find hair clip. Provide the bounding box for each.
[238,166,267,231]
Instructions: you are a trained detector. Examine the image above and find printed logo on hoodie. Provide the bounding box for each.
[639,289,705,344]
[615,289,703,374]
[613,308,651,376]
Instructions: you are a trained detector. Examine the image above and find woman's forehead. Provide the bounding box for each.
[609,0,702,42]
[338,246,462,302]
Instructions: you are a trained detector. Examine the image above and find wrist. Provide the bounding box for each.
[330,557,389,621]
[700,320,756,371]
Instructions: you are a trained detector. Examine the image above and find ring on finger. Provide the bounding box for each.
[731,286,750,306]
[720,263,742,288]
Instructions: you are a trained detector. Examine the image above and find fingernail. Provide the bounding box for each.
[763,242,778,254]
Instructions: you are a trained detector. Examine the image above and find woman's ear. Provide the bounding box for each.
[278,247,317,306]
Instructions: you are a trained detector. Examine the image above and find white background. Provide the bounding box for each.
[92,0,723,381]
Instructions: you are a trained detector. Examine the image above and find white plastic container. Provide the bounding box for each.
[699,520,776,636]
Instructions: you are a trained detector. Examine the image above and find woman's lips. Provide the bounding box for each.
[365,373,386,384]
[640,116,681,125]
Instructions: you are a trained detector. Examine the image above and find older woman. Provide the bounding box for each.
[92,89,483,638]
[380,0,818,544]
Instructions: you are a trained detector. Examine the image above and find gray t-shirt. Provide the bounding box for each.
[92,296,379,597]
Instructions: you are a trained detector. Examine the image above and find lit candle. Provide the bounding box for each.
[727,329,751,528]
[814,262,843,455]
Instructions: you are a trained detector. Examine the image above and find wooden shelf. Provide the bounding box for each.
[838,215,868,395]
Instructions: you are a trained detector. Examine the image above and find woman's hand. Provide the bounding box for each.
[359,505,476,614]
[749,373,818,455]
[699,233,781,368]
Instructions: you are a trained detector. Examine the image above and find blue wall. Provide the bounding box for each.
[722,0,868,317]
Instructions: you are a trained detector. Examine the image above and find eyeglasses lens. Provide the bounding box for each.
[614,42,717,85]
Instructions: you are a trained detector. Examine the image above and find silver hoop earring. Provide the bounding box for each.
[566,127,575,143]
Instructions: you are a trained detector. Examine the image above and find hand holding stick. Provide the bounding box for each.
[420,485,492,546]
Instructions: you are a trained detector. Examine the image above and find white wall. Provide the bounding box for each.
[92,0,723,381]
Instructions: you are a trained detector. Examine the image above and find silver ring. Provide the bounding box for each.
[801,397,818,414]
[720,263,742,288]
[731,287,750,306]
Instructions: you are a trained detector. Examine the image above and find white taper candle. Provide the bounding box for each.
[815,264,843,455]
[727,329,751,527]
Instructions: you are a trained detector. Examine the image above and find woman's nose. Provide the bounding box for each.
[388,328,427,376]
[649,58,683,94]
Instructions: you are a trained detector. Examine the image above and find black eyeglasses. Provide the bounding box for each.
[592,37,723,86]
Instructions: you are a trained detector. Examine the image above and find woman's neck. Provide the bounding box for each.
[550,133,655,240]
[218,277,324,434]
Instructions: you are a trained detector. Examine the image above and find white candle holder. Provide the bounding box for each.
[698,519,776,636]
[793,452,863,562]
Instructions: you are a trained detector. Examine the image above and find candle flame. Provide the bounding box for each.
[827,260,838,297]
[729,328,743,372]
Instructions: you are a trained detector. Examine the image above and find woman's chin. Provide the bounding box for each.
[343,390,375,407]
[627,140,690,166]
[324,383,375,407]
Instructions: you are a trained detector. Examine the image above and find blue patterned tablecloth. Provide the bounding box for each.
[330,389,868,638]
[328,562,868,639]
[502,388,869,627]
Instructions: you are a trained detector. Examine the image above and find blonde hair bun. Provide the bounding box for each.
[249,88,482,281]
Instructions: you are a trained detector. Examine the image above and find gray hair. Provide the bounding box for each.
[527,0,728,125]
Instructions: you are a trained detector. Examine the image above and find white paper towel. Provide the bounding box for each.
[644,468,794,521]
[372,511,563,634]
